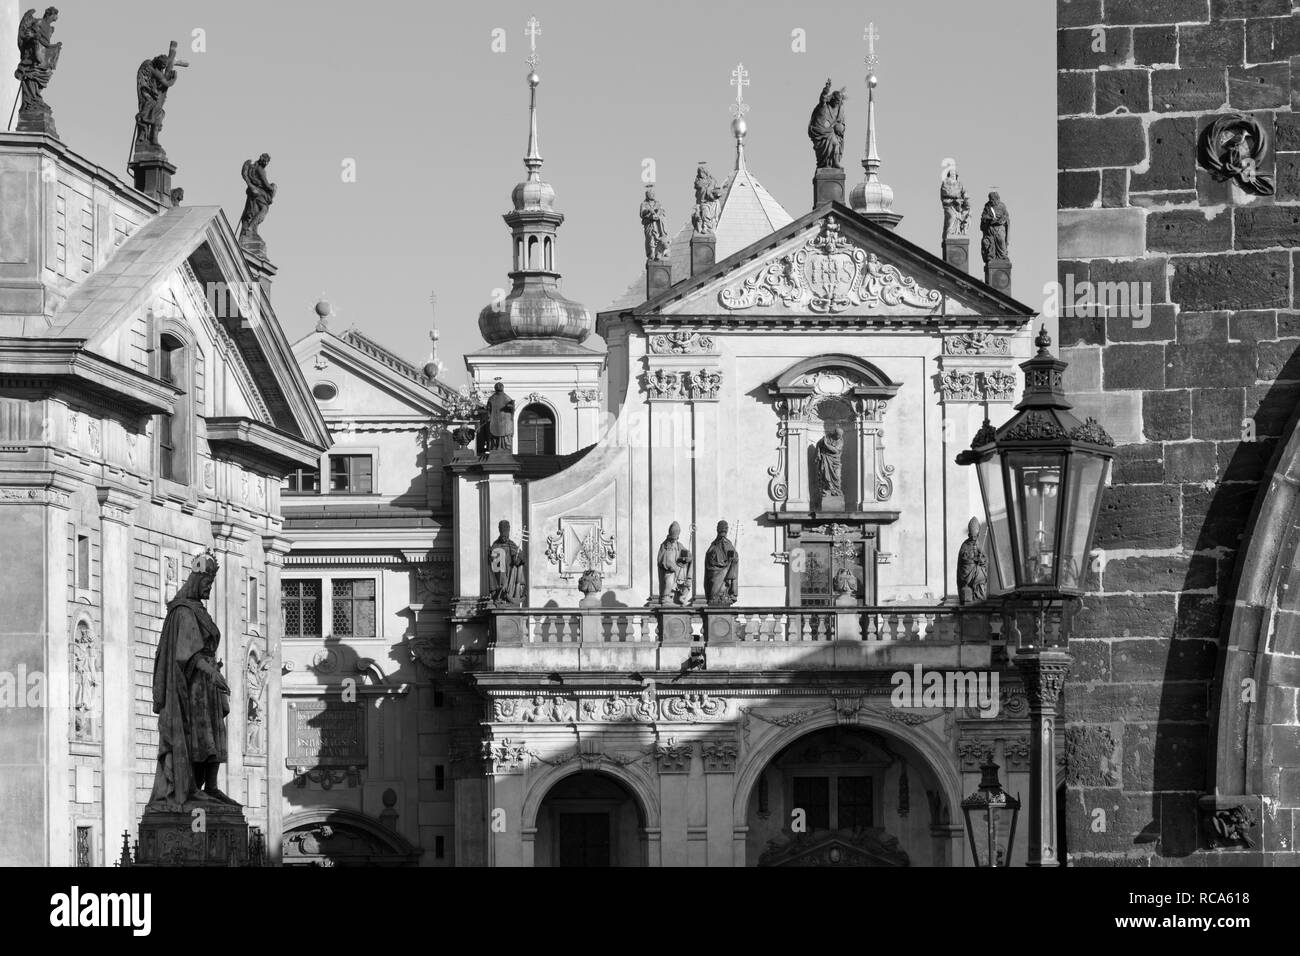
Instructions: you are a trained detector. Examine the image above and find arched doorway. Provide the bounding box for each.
[533,771,647,866]
[743,725,952,866]
[281,809,421,866]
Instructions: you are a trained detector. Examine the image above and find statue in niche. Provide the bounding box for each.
[815,424,845,502]
[808,78,847,169]
[71,620,99,740]
[237,153,276,250]
[940,165,970,240]
[640,185,671,261]
[487,519,525,606]
[244,642,271,754]
[485,381,515,452]
[691,164,724,235]
[13,7,62,132]
[703,520,738,607]
[656,521,693,605]
[149,551,238,809]
[957,516,988,604]
[132,42,187,161]
[980,191,1010,263]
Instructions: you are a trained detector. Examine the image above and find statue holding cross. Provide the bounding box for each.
[132,41,188,162]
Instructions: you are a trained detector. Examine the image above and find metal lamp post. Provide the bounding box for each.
[961,756,1020,867]
[957,325,1114,867]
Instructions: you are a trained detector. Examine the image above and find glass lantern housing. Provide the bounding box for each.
[961,758,1020,867]
[958,327,1115,599]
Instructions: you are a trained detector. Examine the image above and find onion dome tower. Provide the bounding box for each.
[476,24,592,345]
[850,22,902,230]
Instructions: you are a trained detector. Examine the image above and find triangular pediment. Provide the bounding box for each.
[294,328,456,419]
[615,203,1034,327]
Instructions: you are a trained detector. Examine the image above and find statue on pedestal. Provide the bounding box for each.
[808,78,847,170]
[957,516,988,604]
[13,7,62,134]
[704,520,738,607]
[488,520,525,605]
[485,381,515,453]
[940,166,970,240]
[132,42,187,161]
[237,154,276,252]
[148,551,238,810]
[815,424,845,502]
[980,192,1010,263]
[656,521,692,605]
[691,164,724,236]
[640,185,670,261]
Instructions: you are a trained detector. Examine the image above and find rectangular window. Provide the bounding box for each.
[435,765,445,791]
[282,579,322,639]
[158,414,175,481]
[332,579,376,638]
[328,455,373,494]
[837,776,874,830]
[158,339,181,482]
[792,776,831,831]
[283,466,320,495]
[248,574,259,626]
[76,534,90,590]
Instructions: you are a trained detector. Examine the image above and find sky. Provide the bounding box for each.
[23,0,1055,386]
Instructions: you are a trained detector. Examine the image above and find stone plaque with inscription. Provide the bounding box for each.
[288,700,366,767]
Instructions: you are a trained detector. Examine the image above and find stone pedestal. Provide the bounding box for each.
[819,494,845,512]
[135,804,249,866]
[813,168,846,206]
[242,244,277,296]
[943,237,969,272]
[984,257,1012,293]
[646,260,672,299]
[129,153,177,206]
[16,104,57,139]
[690,234,716,276]
[480,448,520,472]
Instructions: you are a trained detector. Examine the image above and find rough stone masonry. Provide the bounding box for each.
[1058,0,1300,866]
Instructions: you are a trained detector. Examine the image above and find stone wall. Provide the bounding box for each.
[1058,0,1300,864]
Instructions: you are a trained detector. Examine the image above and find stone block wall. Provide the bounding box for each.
[1058,0,1300,864]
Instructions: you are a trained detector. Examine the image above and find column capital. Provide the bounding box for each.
[1014,648,1072,711]
[261,532,293,563]
[96,485,141,526]
[211,520,254,550]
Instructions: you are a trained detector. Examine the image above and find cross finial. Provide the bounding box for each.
[730,62,750,118]
[525,16,542,70]
[864,21,880,75]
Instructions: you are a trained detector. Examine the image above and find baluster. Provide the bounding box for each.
[631,614,643,642]
[882,612,896,642]
[778,613,789,641]
[919,612,933,641]
[527,614,537,643]
[800,612,812,641]
[865,612,878,642]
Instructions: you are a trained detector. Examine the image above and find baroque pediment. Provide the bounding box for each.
[719,218,941,315]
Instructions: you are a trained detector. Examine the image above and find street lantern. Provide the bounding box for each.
[961,756,1020,867]
[957,326,1115,599]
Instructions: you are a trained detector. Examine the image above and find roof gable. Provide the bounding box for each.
[606,202,1035,329]
[295,328,455,418]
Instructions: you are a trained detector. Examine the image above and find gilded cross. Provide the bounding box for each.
[864,21,880,74]
[730,62,750,117]
[525,16,542,70]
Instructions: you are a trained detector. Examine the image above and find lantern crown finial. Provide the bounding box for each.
[1035,323,1052,354]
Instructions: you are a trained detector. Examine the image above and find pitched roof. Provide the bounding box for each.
[604,159,794,313]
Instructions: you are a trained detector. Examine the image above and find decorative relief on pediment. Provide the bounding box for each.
[718,218,942,314]
[943,332,1010,356]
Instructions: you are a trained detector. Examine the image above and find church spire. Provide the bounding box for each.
[850,22,902,229]
[523,16,543,180]
[730,62,750,173]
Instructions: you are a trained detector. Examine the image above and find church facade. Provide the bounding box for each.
[438,57,1047,867]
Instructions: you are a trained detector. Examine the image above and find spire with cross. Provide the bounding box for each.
[522,16,544,178]
[525,16,542,71]
[730,62,750,171]
[850,20,901,227]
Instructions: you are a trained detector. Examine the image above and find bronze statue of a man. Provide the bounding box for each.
[488,520,525,605]
[640,185,670,261]
[980,191,1010,263]
[149,551,238,810]
[815,424,845,501]
[704,520,738,607]
[656,521,692,605]
[133,42,186,160]
[485,381,515,453]
[957,516,988,604]
[690,164,724,236]
[238,153,276,248]
[808,78,847,170]
[940,166,970,240]
[13,7,62,132]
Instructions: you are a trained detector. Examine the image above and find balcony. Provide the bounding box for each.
[482,604,1041,673]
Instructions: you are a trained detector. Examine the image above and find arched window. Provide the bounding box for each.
[544,236,554,271]
[157,333,190,483]
[515,238,524,271]
[527,236,539,270]
[517,402,556,456]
